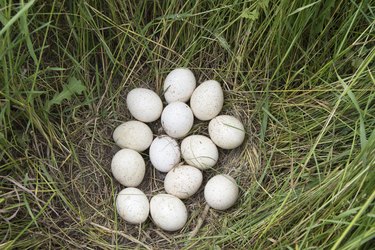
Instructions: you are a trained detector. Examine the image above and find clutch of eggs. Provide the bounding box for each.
[109,67,246,231]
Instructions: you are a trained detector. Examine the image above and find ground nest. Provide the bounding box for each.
[46,74,260,248]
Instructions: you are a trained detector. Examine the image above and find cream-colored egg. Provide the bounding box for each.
[113,121,153,152]
[126,88,163,122]
[150,194,187,231]
[161,102,194,138]
[149,136,180,172]
[116,188,149,224]
[111,149,145,187]
[164,68,196,103]
[208,115,245,149]
[204,174,239,210]
[181,135,218,170]
[190,80,224,121]
[164,165,203,199]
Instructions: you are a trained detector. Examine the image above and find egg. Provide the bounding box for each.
[149,136,180,172]
[113,121,153,152]
[111,148,145,187]
[208,115,245,149]
[116,188,149,224]
[204,174,239,210]
[161,102,194,138]
[164,165,203,199]
[181,135,218,170]
[190,80,224,121]
[126,88,163,122]
[150,194,188,231]
[164,68,196,103]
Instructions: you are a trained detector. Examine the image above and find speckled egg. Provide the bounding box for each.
[116,188,149,224]
[113,121,153,152]
[181,135,218,170]
[111,148,145,187]
[208,115,245,149]
[150,194,188,231]
[190,80,224,121]
[161,102,194,139]
[164,68,196,103]
[164,165,203,199]
[204,174,239,210]
[149,136,180,172]
[126,88,163,122]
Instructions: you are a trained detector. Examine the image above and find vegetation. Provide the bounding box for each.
[1,0,374,249]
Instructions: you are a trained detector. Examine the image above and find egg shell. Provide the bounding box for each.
[164,165,203,199]
[190,80,224,121]
[208,115,245,149]
[111,149,145,187]
[164,68,196,103]
[116,188,149,224]
[181,135,218,170]
[126,88,163,122]
[149,136,180,172]
[161,102,194,138]
[113,121,153,152]
[204,174,239,210]
[150,194,188,231]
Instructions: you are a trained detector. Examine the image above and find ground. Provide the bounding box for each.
[0,1,374,249]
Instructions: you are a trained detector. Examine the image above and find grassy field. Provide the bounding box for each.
[1,0,374,249]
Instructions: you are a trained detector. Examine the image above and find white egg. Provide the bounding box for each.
[126,88,163,122]
[204,174,239,210]
[150,194,187,231]
[113,121,153,152]
[181,135,218,170]
[161,102,194,138]
[111,149,145,187]
[208,115,245,149]
[116,188,149,224]
[149,136,180,172]
[164,68,196,103]
[190,80,224,121]
[164,165,203,199]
